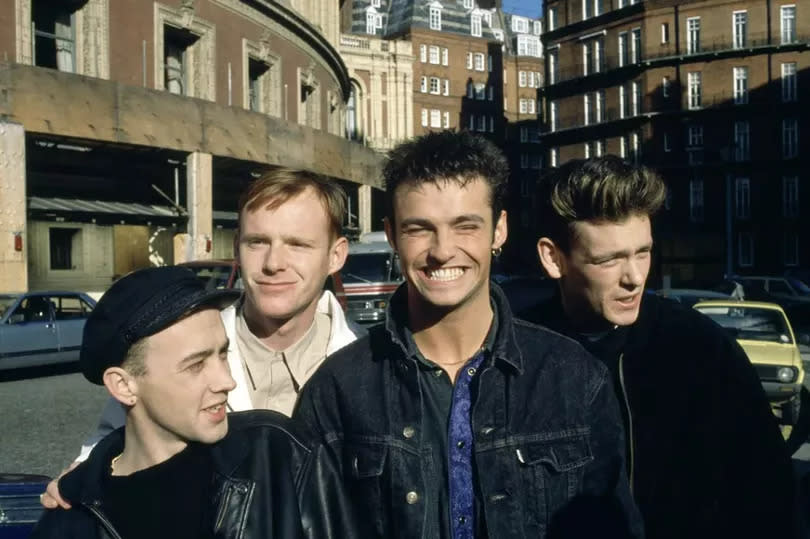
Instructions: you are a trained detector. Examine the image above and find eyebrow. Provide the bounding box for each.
[399,214,485,228]
[179,338,230,366]
[590,242,654,261]
[240,233,315,246]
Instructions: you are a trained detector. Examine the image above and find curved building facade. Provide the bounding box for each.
[0,0,383,293]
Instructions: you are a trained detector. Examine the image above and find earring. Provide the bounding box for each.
[491,247,502,257]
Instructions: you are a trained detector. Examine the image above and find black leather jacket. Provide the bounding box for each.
[31,411,363,539]
[295,284,643,538]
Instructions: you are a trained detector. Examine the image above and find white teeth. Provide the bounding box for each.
[426,268,464,281]
[206,404,222,413]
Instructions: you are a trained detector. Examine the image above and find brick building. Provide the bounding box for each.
[341,0,544,268]
[0,0,383,293]
[540,0,809,285]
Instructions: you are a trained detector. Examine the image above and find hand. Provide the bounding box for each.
[40,461,79,509]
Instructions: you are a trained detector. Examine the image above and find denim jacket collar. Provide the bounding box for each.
[384,282,524,374]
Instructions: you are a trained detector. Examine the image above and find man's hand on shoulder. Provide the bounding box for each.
[40,461,78,510]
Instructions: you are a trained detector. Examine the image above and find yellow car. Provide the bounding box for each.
[693,300,805,425]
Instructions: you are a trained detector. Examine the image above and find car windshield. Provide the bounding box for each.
[0,294,20,318]
[696,306,793,344]
[341,253,396,284]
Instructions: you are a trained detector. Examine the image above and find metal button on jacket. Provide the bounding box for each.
[402,426,415,439]
[406,491,419,504]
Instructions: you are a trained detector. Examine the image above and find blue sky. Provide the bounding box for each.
[502,0,542,18]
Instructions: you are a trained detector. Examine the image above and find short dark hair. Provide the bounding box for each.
[536,155,666,252]
[383,131,509,225]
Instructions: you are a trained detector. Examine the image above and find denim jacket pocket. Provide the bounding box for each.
[515,434,594,528]
[343,441,389,535]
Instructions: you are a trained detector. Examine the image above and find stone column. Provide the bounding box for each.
[358,184,373,235]
[0,122,28,292]
[184,151,213,262]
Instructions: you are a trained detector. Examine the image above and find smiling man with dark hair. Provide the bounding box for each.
[523,156,796,539]
[295,132,642,539]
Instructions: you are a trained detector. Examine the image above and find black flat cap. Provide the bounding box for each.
[80,266,241,385]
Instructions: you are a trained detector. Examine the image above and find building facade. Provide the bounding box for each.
[541,0,809,285]
[341,0,544,268]
[0,0,383,293]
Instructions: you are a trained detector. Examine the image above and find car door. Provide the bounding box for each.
[0,295,59,369]
[52,294,94,359]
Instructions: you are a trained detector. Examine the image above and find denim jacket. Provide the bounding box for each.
[294,284,643,539]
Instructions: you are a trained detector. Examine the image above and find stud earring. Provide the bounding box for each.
[491,247,502,257]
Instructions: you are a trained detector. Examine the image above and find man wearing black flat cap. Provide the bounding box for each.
[30,266,361,539]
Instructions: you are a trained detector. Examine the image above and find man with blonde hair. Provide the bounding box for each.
[43,168,362,509]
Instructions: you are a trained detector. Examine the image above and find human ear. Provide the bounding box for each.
[492,210,508,250]
[537,237,565,279]
[102,367,139,408]
[328,236,349,275]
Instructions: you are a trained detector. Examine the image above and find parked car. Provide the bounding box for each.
[656,288,736,308]
[693,300,806,425]
[177,260,347,312]
[341,233,403,325]
[0,474,51,538]
[730,275,810,306]
[0,291,96,371]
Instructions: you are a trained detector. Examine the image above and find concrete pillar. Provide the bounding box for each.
[185,151,213,261]
[0,122,28,292]
[358,184,373,235]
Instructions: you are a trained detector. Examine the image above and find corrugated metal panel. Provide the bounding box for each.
[27,197,238,222]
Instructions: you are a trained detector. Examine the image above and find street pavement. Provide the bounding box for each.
[0,364,109,478]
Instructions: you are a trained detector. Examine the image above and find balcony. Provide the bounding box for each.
[544,31,810,88]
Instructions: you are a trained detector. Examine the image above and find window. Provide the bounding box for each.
[620,134,629,158]
[734,121,750,161]
[631,28,641,63]
[733,11,747,48]
[664,132,671,152]
[596,89,605,122]
[443,111,450,128]
[534,21,542,35]
[441,47,449,65]
[618,32,628,67]
[519,98,528,113]
[517,35,542,57]
[783,118,798,158]
[548,7,557,31]
[420,76,427,92]
[33,3,76,72]
[582,0,592,20]
[631,81,641,115]
[688,72,701,109]
[688,124,704,147]
[487,54,493,72]
[520,127,529,142]
[512,16,529,33]
[783,176,799,217]
[528,99,536,114]
[468,114,475,130]
[582,38,604,75]
[619,85,628,118]
[346,85,359,140]
[631,131,641,162]
[735,177,750,219]
[463,0,473,8]
[443,79,450,96]
[595,140,605,157]
[429,77,440,94]
[662,76,670,97]
[466,52,473,69]
[477,115,486,132]
[550,101,558,131]
[661,23,669,44]
[784,234,799,266]
[548,48,558,84]
[420,44,427,62]
[521,154,529,169]
[733,67,748,104]
[430,109,441,128]
[165,26,199,96]
[366,11,377,34]
[49,228,81,270]
[584,93,592,125]
[489,116,495,133]
[687,17,700,54]
[690,177,704,222]
[474,52,485,71]
[519,71,527,87]
[371,0,381,6]
[247,58,271,113]
[584,141,595,158]
[474,83,486,100]
[471,14,482,37]
[429,6,442,31]
[550,147,559,167]
[781,5,796,44]
[738,233,754,267]
[487,85,493,100]
[421,108,428,127]
[782,63,797,102]
[429,45,440,64]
